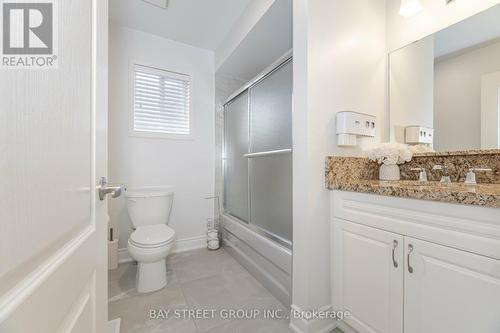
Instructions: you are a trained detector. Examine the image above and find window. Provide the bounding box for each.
[131,64,191,138]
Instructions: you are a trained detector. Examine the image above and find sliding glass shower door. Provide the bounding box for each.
[224,59,292,245]
[248,61,292,243]
[224,91,249,222]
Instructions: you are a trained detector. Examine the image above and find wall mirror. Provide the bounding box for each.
[389,4,500,153]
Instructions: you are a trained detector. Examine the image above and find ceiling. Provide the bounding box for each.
[109,0,252,50]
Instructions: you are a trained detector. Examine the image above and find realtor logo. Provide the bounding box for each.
[1,0,58,68]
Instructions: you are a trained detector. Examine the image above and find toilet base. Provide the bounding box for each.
[136,260,167,293]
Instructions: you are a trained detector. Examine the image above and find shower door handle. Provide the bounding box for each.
[244,149,292,158]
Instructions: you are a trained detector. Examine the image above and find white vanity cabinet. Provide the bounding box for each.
[403,237,500,333]
[331,191,500,333]
[333,220,403,333]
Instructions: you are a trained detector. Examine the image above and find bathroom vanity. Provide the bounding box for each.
[326,151,500,333]
[327,6,500,330]
[326,4,500,332]
[327,153,500,333]
[330,190,500,333]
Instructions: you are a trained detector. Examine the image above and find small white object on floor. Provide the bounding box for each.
[206,217,220,250]
[108,239,119,270]
[208,239,219,250]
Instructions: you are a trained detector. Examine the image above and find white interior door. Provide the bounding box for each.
[333,219,404,333]
[0,0,109,332]
[404,237,500,333]
[481,71,500,149]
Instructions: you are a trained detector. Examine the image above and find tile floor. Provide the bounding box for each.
[108,248,343,333]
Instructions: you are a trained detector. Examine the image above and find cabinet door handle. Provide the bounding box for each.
[407,244,414,273]
[392,240,398,268]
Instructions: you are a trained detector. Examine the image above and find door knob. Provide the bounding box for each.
[98,177,126,201]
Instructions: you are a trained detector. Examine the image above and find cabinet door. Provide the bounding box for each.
[333,219,404,333]
[404,237,500,333]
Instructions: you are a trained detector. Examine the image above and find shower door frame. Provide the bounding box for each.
[222,51,293,250]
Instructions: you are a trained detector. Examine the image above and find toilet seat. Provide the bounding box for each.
[129,225,175,249]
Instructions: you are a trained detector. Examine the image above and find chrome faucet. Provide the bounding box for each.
[464,168,492,185]
[410,168,428,182]
[433,165,451,183]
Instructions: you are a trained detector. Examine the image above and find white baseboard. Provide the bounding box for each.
[106,318,120,333]
[289,304,338,333]
[117,235,207,264]
[118,248,133,264]
[172,235,208,253]
[337,321,357,333]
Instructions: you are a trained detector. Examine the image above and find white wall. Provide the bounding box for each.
[215,0,275,70]
[291,0,386,331]
[386,0,500,52]
[108,24,215,251]
[481,71,500,149]
[390,36,434,143]
[434,40,500,151]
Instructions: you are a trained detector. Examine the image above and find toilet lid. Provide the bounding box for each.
[130,225,175,247]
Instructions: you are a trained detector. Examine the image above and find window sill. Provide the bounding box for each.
[128,130,194,141]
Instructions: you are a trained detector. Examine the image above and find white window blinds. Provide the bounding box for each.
[133,64,191,137]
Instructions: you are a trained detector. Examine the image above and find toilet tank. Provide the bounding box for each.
[125,187,174,228]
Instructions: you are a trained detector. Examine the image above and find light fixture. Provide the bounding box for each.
[399,0,422,18]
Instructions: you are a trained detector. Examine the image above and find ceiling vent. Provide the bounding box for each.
[142,0,169,9]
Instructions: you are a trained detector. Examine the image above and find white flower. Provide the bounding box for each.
[363,143,413,165]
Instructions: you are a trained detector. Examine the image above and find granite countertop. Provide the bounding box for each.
[413,149,500,157]
[326,155,500,208]
[328,179,500,208]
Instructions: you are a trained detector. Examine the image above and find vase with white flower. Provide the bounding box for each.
[364,143,412,181]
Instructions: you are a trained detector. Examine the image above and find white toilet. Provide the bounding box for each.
[125,187,175,293]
